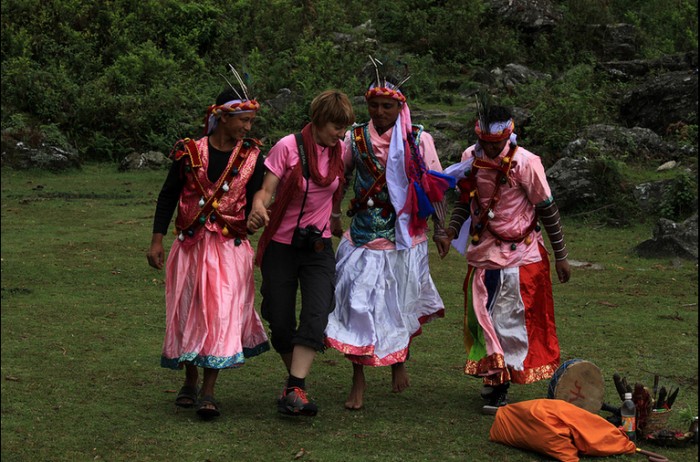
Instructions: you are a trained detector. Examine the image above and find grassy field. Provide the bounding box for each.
[1,163,697,462]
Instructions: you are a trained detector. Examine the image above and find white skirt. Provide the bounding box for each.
[325,238,444,366]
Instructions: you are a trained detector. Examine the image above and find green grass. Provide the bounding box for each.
[2,163,697,462]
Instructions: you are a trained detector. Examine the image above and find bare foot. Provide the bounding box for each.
[391,362,410,393]
[345,365,366,410]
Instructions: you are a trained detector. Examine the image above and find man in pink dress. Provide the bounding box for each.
[436,104,571,412]
[147,83,270,420]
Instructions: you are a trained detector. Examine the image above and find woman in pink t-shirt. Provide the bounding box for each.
[247,90,355,417]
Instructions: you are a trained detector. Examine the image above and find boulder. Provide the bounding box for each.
[635,213,698,260]
[545,157,598,211]
[484,0,563,32]
[118,151,170,171]
[619,70,699,135]
[596,51,698,81]
[1,141,81,171]
[633,180,674,214]
[585,23,639,61]
[562,124,681,162]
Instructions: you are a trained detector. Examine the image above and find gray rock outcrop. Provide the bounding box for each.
[635,213,698,260]
[1,141,81,171]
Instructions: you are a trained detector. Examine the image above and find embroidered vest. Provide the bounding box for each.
[348,123,423,246]
[457,144,539,248]
[172,136,261,246]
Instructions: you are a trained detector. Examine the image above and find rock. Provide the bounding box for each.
[1,141,81,171]
[596,51,698,81]
[633,180,674,214]
[118,151,170,171]
[585,23,639,61]
[545,157,598,211]
[568,260,604,270]
[491,64,551,94]
[265,88,300,114]
[562,124,682,163]
[484,0,563,32]
[620,70,699,135]
[635,213,698,260]
[656,160,678,172]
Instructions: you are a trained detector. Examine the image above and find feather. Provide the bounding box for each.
[228,64,250,100]
[666,387,679,409]
[219,73,243,100]
[368,55,383,87]
[656,386,668,409]
[613,373,627,401]
[613,372,625,401]
[475,91,490,134]
[395,75,411,89]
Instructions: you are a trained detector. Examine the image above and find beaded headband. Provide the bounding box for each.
[205,64,260,134]
[363,55,410,103]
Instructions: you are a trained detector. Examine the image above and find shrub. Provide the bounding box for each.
[659,171,698,221]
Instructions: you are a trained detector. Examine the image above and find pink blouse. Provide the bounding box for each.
[461,143,552,268]
[265,134,340,244]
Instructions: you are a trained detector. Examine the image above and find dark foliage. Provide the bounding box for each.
[1,0,697,162]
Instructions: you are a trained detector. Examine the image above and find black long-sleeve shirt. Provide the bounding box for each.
[152,141,266,235]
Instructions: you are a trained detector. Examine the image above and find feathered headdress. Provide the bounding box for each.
[364,55,411,102]
[473,91,514,143]
[204,64,260,135]
[362,56,455,247]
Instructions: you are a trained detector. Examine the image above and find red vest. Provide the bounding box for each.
[172,136,261,245]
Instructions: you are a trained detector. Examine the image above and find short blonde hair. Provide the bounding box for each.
[309,90,355,127]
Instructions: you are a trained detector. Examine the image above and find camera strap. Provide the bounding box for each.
[294,133,310,229]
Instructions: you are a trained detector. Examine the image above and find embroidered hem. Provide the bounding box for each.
[464,353,558,385]
[161,341,270,370]
[325,309,444,367]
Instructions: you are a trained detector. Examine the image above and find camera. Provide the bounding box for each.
[291,225,325,252]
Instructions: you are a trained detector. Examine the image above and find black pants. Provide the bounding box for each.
[260,239,335,354]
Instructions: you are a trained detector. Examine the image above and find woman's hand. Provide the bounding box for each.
[247,204,270,233]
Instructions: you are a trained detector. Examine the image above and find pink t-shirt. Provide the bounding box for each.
[265,133,340,244]
[461,144,552,268]
[341,121,443,250]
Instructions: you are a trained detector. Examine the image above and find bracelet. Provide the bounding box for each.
[331,212,342,218]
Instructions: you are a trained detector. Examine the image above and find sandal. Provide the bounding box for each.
[175,385,199,408]
[196,394,220,419]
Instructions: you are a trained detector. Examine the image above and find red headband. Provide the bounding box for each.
[365,86,406,103]
[474,119,514,142]
[208,100,260,117]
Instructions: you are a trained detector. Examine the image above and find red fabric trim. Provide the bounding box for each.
[324,309,444,367]
[171,138,202,167]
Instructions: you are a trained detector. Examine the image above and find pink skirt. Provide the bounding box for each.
[161,232,269,369]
